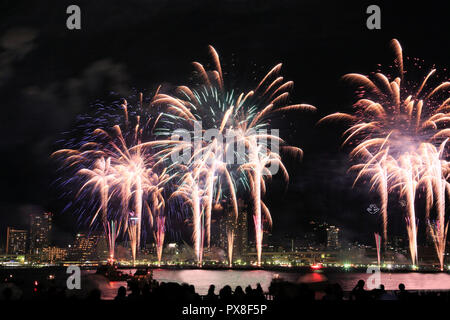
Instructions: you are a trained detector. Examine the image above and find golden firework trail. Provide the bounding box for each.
[417,142,450,270]
[320,39,450,266]
[53,99,170,263]
[107,220,120,260]
[227,227,234,268]
[170,169,209,266]
[128,215,138,264]
[389,152,421,265]
[154,216,166,267]
[151,45,314,266]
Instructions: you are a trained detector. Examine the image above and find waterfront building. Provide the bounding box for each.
[235,200,249,256]
[43,246,68,262]
[326,225,340,249]
[6,227,28,255]
[68,232,106,261]
[216,199,249,259]
[29,212,52,255]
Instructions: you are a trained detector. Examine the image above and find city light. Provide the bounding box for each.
[310,263,323,270]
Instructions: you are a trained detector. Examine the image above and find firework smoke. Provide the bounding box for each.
[152,45,314,266]
[320,39,450,266]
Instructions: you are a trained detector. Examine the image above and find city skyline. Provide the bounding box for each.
[2,208,439,269]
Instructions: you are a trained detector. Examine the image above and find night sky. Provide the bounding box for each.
[1,0,449,246]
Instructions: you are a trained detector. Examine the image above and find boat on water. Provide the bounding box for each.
[127,268,153,289]
[96,264,130,281]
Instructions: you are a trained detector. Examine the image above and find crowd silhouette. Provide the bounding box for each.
[1,278,450,302]
[112,281,267,303]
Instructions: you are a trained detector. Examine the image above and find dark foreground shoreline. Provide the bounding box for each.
[0,299,444,320]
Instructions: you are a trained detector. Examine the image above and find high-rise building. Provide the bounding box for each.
[96,233,109,260]
[326,226,340,249]
[216,199,249,258]
[6,227,28,255]
[235,204,248,256]
[43,246,68,262]
[29,212,52,255]
[302,221,329,247]
[68,232,106,261]
[390,235,406,251]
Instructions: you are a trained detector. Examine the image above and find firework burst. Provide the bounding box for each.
[170,168,209,266]
[417,141,450,270]
[320,39,450,267]
[151,45,315,266]
[53,94,169,263]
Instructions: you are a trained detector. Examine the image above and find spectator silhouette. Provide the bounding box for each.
[189,285,201,302]
[115,286,127,301]
[397,283,409,301]
[206,285,217,301]
[245,285,252,296]
[256,283,263,295]
[370,284,384,299]
[255,283,265,301]
[219,285,233,302]
[127,283,141,301]
[244,285,255,301]
[351,280,368,301]
[377,284,397,300]
[233,286,245,303]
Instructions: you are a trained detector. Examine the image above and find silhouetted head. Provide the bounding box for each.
[379,284,385,291]
[220,285,232,298]
[117,286,126,297]
[399,283,405,291]
[208,285,215,295]
[235,286,244,295]
[357,280,365,288]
